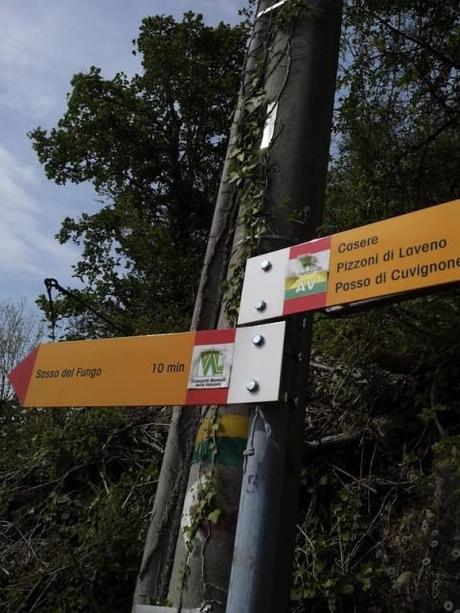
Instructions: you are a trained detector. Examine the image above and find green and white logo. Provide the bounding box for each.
[188,344,233,390]
[198,350,225,377]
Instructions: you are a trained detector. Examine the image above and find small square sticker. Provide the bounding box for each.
[187,343,234,390]
[285,248,330,301]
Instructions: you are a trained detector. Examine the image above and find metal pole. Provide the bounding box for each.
[226,1,343,611]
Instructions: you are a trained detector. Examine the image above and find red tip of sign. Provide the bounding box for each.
[8,347,39,405]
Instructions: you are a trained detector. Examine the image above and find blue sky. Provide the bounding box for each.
[0,0,245,317]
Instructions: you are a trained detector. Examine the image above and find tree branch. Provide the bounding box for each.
[371,12,460,70]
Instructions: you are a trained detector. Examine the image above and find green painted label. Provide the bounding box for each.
[199,350,225,377]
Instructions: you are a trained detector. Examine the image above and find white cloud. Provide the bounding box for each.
[0,1,140,124]
[0,18,57,119]
[198,0,246,20]
[0,146,78,282]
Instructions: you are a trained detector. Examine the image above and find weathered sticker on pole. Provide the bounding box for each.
[238,199,460,324]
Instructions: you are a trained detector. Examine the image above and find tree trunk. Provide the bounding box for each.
[133,7,268,607]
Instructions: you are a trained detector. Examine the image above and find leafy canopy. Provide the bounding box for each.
[293,2,460,610]
[30,12,248,337]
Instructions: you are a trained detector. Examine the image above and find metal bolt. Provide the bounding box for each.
[260,259,272,272]
[422,557,431,567]
[451,546,460,559]
[255,300,267,312]
[252,334,265,347]
[246,379,259,393]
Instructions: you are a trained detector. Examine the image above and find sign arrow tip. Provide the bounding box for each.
[8,347,39,405]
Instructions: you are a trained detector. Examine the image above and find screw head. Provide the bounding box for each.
[260,259,272,272]
[422,557,431,567]
[252,334,265,346]
[246,379,259,393]
[255,300,267,312]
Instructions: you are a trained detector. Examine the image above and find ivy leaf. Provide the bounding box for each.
[207,508,222,524]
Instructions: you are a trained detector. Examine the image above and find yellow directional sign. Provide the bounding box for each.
[327,198,460,306]
[9,324,286,408]
[238,199,460,323]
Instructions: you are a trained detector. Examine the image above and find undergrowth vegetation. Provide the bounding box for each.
[0,406,166,612]
[291,296,460,611]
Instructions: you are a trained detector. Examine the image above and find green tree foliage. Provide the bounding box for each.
[292,2,460,611]
[327,0,460,232]
[0,406,165,612]
[30,12,248,337]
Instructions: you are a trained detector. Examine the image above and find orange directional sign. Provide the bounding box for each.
[239,199,460,324]
[9,324,286,408]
